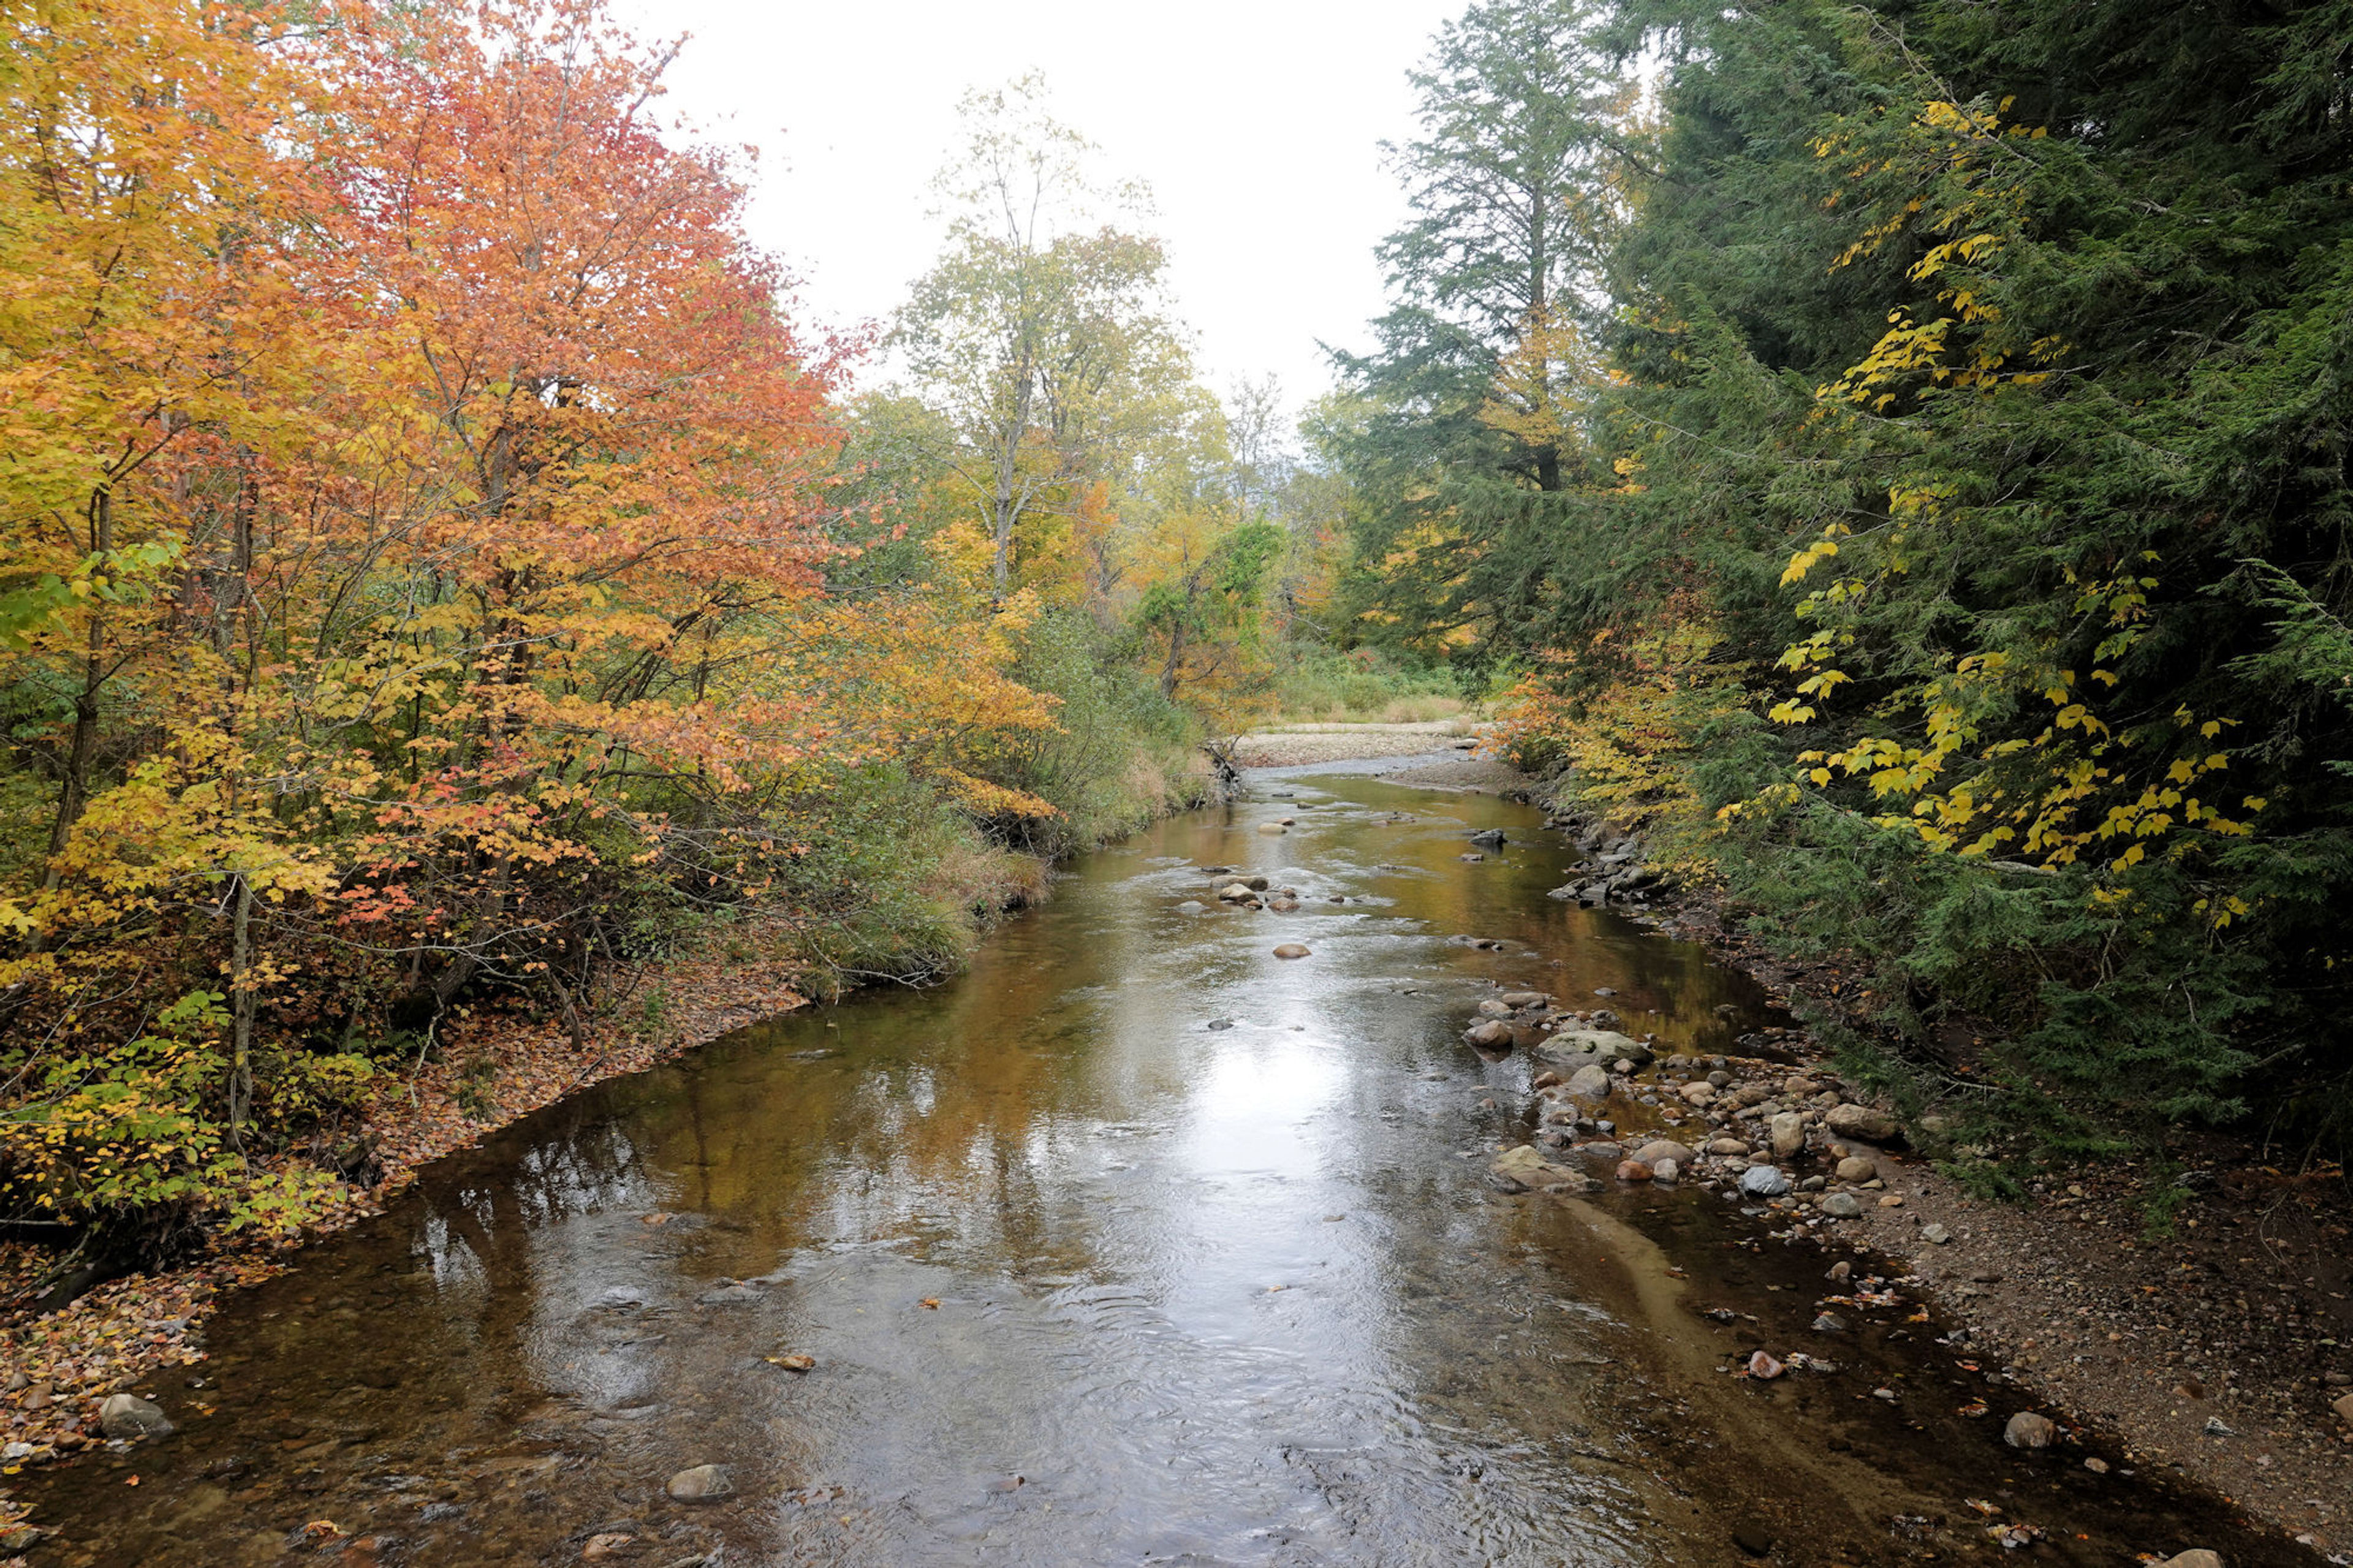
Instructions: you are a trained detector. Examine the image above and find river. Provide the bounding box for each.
[14,762,2311,1566]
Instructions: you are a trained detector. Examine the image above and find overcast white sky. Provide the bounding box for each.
[608,0,1465,420]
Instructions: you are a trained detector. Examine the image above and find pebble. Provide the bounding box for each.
[2003,1411,2058,1449]
[667,1463,735,1502]
[1920,1222,1951,1244]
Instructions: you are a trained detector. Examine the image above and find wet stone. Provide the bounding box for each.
[666,1463,734,1502]
[98,1394,173,1441]
[2004,1411,2058,1449]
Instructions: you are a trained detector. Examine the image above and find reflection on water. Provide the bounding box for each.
[16,767,2314,1567]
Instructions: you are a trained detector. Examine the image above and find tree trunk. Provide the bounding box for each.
[229,871,255,1145]
[42,488,113,890]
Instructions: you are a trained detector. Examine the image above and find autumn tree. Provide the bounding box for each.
[890,77,1194,597]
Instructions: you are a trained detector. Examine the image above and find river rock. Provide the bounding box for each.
[667,1463,734,1501]
[1650,1157,1680,1183]
[1176,901,1207,914]
[1707,1137,1749,1156]
[1244,875,1270,891]
[1825,1103,1900,1143]
[1499,990,1548,1009]
[1492,1145,1581,1189]
[2156,1554,2222,1568]
[1464,1020,1512,1048]
[1257,822,1286,835]
[1770,1112,1806,1157]
[1920,1222,1951,1244]
[2003,1412,2058,1449]
[1615,1159,1653,1182]
[1819,1192,1863,1218]
[1835,1156,1878,1183]
[97,1393,173,1441]
[2333,1391,2353,1426]
[1272,944,1311,960]
[1678,1081,1716,1107]
[1541,1029,1648,1063]
[1218,882,1252,901]
[1632,1139,1696,1167]
[1737,1166,1792,1199]
[1563,1064,1613,1099]
[1268,896,1300,912]
[1477,999,1512,1017]
[1746,1351,1784,1379]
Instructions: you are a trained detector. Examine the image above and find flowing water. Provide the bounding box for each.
[15,763,2316,1566]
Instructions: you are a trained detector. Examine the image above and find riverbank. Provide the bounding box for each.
[1521,792,2353,1557]
[1631,898,2353,1557]
[0,936,817,1495]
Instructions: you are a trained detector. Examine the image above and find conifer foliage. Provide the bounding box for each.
[1335,0,2353,1151]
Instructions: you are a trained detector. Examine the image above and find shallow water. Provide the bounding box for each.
[16,764,2317,1566]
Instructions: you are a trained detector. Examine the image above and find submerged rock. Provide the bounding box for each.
[2004,1411,2058,1449]
[1272,943,1311,960]
[97,1393,173,1441]
[667,1463,735,1501]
